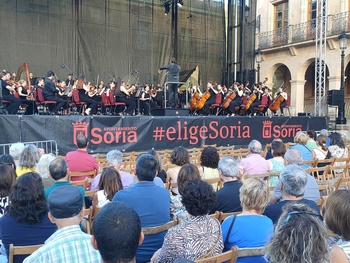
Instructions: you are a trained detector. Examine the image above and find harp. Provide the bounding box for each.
[14,63,31,88]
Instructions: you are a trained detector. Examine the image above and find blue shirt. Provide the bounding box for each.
[44,181,85,200]
[291,144,313,169]
[113,181,170,263]
[221,214,273,263]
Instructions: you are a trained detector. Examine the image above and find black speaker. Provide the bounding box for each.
[328,90,344,106]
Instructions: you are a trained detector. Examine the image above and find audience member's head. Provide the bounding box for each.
[37,154,56,179]
[98,167,123,201]
[92,202,143,263]
[76,135,88,149]
[218,156,240,178]
[147,149,164,173]
[325,189,350,241]
[0,154,16,170]
[240,178,269,214]
[248,140,262,154]
[9,143,25,161]
[284,149,303,166]
[329,132,345,149]
[170,147,190,166]
[200,146,220,169]
[319,129,329,137]
[181,179,216,216]
[266,203,328,263]
[8,172,47,224]
[307,130,316,140]
[279,164,308,198]
[135,154,158,181]
[49,158,68,181]
[271,141,286,157]
[316,135,328,152]
[106,150,123,168]
[0,163,16,198]
[19,144,40,169]
[294,131,308,145]
[48,185,84,228]
[177,164,200,195]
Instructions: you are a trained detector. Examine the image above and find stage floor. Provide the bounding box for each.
[0,115,329,155]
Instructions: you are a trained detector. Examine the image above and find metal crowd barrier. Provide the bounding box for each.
[0,140,59,156]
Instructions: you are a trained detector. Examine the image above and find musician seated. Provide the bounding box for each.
[247,83,263,116]
[199,81,221,115]
[258,87,272,116]
[34,78,44,92]
[139,85,152,116]
[0,71,21,115]
[271,86,288,116]
[115,80,136,116]
[74,74,98,116]
[43,71,68,115]
[17,79,38,115]
[226,82,243,117]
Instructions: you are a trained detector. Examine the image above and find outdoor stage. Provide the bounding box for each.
[0,115,328,155]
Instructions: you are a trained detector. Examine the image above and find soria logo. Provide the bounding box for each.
[72,122,89,144]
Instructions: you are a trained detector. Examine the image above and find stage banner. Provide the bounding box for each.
[0,115,21,143]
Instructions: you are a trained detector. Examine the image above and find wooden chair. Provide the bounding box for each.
[209,211,221,221]
[335,177,350,190]
[70,178,88,190]
[301,159,317,168]
[314,158,335,168]
[195,246,238,263]
[327,164,348,179]
[233,246,265,262]
[83,207,93,234]
[218,211,242,223]
[68,169,97,182]
[203,177,223,191]
[142,219,178,235]
[9,244,43,263]
[305,166,329,181]
[85,189,98,198]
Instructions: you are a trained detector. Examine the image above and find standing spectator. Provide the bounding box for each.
[267,140,286,186]
[199,146,220,189]
[16,144,40,177]
[0,163,16,217]
[167,147,190,195]
[9,142,25,167]
[65,135,98,181]
[291,131,314,169]
[91,149,134,190]
[240,140,269,175]
[210,156,242,213]
[23,185,101,263]
[37,154,55,189]
[113,154,170,263]
[1,173,57,263]
[222,178,273,263]
[264,164,320,224]
[92,202,144,263]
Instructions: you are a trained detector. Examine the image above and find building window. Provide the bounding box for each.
[274,1,288,30]
[309,0,317,27]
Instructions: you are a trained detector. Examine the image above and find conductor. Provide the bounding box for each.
[158,58,181,108]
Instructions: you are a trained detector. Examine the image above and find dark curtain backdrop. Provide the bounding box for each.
[0,0,224,86]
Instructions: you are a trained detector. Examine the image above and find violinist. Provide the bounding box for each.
[17,79,38,115]
[43,71,68,115]
[271,86,288,116]
[226,82,243,116]
[0,71,21,114]
[139,84,152,115]
[34,78,44,92]
[65,74,74,88]
[114,80,136,116]
[29,72,36,87]
[73,74,98,116]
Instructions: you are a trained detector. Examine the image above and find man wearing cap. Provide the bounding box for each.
[112,153,170,263]
[210,156,242,214]
[42,70,67,115]
[92,202,144,263]
[24,185,100,263]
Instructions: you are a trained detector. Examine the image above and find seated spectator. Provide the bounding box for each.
[37,154,56,189]
[313,134,331,163]
[92,202,144,263]
[44,158,84,199]
[23,185,100,262]
[0,163,16,217]
[199,146,220,189]
[265,203,328,263]
[16,144,40,177]
[325,190,350,261]
[65,135,98,181]
[240,140,269,175]
[1,172,57,263]
[170,164,200,220]
[264,164,320,224]
[265,138,283,160]
[222,178,273,263]
[113,153,170,263]
[328,132,349,171]
[151,179,223,262]
[9,142,25,167]
[167,147,190,195]
[91,149,134,190]
[270,149,320,204]
[148,149,167,183]
[306,130,318,150]
[210,156,242,214]
[267,140,286,186]
[93,167,123,211]
[291,131,314,169]
[0,154,16,171]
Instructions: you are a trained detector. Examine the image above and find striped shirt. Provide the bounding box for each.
[23,225,100,263]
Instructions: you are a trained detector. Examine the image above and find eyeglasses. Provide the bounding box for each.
[285,211,322,224]
[0,163,15,169]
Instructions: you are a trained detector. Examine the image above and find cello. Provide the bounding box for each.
[269,82,286,112]
[220,89,236,109]
[245,77,268,110]
[196,82,216,110]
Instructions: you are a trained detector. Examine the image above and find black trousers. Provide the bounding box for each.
[2,94,21,114]
[44,95,68,114]
[167,83,178,108]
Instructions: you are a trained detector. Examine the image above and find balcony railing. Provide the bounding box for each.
[258,11,350,49]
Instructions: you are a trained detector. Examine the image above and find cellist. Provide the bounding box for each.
[247,83,263,116]
[226,82,243,116]
[271,86,288,116]
[198,81,222,115]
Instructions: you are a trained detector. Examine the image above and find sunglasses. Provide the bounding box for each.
[285,211,322,224]
[0,163,15,169]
